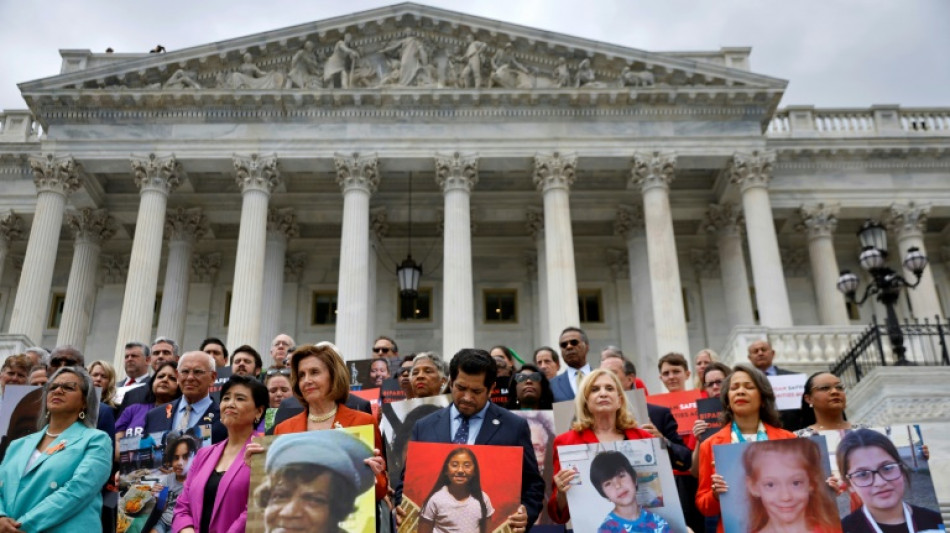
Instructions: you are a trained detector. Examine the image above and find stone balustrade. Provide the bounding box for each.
[0,111,42,142]
[718,324,868,374]
[768,105,950,137]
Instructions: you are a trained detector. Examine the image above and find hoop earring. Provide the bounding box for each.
[79,412,86,420]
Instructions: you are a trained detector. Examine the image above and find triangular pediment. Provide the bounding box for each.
[19,2,786,118]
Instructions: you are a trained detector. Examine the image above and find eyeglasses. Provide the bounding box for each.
[847,462,902,487]
[513,372,542,384]
[266,368,291,377]
[48,381,80,393]
[372,347,391,354]
[812,384,846,393]
[704,379,724,389]
[559,339,581,349]
[178,369,208,377]
[49,357,79,368]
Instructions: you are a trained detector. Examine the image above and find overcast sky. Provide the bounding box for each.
[1,0,947,112]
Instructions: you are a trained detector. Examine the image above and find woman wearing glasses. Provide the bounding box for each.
[795,371,864,437]
[836,428,943,532]
[0,367,112,532]
[506,364,554,410]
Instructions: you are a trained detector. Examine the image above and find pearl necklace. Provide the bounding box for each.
[308,405,338,423]
[45,430,63,438]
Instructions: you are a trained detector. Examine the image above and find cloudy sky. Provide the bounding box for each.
[1,0,947,111]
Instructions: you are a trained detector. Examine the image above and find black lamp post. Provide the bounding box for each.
[837,220,929,365]
[397,172,422,299]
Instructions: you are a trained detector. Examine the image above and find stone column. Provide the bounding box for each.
[729,151,793,327]
[259,207,299,355]
[369,207,388,347]
[57,208,116,349]
[156,208,209,342]
[702,203,756,327]
[534,153,580,343]
[113,154,183,366]
[189,253,221,349]
[436,153,478,357]
[798,203,850,325]
[227,154,282,351]
[334,153,379,361]
[886,202,944,321]
[0,213,25,287]
[632,152,690,357]
[9,155,83,345]
[526,208,549,347]
[615,204,659,388]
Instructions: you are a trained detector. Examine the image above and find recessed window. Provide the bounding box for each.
[577,290,603,323]
[399,288,432,322]
[224,291,231,327]
[312,291,338,325]
[47,293,66,329]
[750,287,760,324]
[682,288,690,323]
[153,292,162,328]
[484,290,517,323]
[846,301,860,321]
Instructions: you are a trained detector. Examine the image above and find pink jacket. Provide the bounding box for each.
[172,436,251,533]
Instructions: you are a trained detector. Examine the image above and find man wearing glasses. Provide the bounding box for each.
[371,335,399,359]
[549,326,591,403]
[144,351,226,444]
[268,333,294,369]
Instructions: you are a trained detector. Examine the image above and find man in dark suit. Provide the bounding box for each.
[144,351,226,443]
[549,326,592,403]
[395,349,545,532]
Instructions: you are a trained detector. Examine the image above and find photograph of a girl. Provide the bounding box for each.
[743,438,842,533]
[590,450,671,533]
[419,447,494,533]
[836,428,945,533]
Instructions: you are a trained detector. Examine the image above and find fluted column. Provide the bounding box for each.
[534,153,580,343]
[703,203,756,327]
[632,151,690,357]
[615,204,659,389]
[259,207,298,355]
[0,213,25,287]
[887,202,943,321]
[729,151,793,327]
[57,208,116,349]
[799,203,850,325]
[157,207,209,342]
[227,154,282,351]
[334,153,378,361]
[526,208,548,347]
[113,154,183,365]
[10,155,83,344]
[436,153,478,356]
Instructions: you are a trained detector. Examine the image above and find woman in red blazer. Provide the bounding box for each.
[695,363,795,533]
[547,369,653,524]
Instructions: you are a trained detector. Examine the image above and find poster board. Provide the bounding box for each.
[379,394,452,479]
[695,397,723,442]
[510,410,558,525]
[349,358,393,390]
[645,390,703,437]
[767,373,807,411]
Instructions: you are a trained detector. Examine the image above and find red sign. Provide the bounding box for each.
[646,389,703,436]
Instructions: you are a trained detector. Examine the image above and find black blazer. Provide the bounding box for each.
[646,403,692,472]
[143,396,227,444]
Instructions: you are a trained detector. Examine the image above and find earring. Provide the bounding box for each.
[45,412,50,420]
[808,403,813,408]
[79,411,86,420]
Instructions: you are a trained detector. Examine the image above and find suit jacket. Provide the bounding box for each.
[172,437,251,533]
[549,372,574,403]
[144,396,227,444]
[695,423,795,532]
[118,376,153,417]
[270,393,372,431]
[398,402,546,526]
[772,366,796,376]
[0,421,112,533]
[646,403,692,471]
[547,426,653,524]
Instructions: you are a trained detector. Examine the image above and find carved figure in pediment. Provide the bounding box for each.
[152,69,202,90]
[489,43,531,88]
[432,45,462,88]
[459,33,487,88]
[620,66,655,88]
[287,41,323,89]
[324,33,361,88]
[554,57,571,88]
[378,34,431,87]
[221,53,286,89]
[575,58,605,88]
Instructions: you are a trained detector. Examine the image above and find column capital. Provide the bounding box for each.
[728,150,776,192]
[780,246,809,277]
[131,153,183,195]
[284,252,307,282]
[191,253,221,283]
[533,152,576,192]
[435,152,479,193]
[99,254,130,285]
[267,207,299,241]
[526,207,544,239]
[0,212,25,244]
[29,154,83,196]
[631,151,676,192]
[614,204,645,238]
[233,153,281,194]
[334,152,379,194]
[370,207,389,240]
[702,203,744,237]
[797,203,839,239]
[885,201,930,238]
[690,248,720,277]
[66,208,117,245]
[606,248,629,280]
[165,207,209,243]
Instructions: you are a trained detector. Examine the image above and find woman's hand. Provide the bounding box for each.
[364,448,386,476]
[553,467,577,495]
[826,474,846,495]
[693,420,708,439]
[711,473,728,498]
[243,441,265,467]
[506,505,528,533]
[640,423,662,440]
[0,517,22,533]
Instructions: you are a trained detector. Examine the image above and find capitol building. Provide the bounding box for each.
[1,3,949,422]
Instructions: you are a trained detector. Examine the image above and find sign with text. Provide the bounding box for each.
[767,373,807,411]
[646,389,703,436]
[696,397,723,442]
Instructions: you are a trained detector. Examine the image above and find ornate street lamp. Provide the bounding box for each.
[837,219,929,365]
[397,172,422,299]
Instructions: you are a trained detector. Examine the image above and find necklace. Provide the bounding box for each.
[308,405,338,423]
[45,430,63,438]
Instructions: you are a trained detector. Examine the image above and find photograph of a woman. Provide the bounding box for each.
[419,447,494,533]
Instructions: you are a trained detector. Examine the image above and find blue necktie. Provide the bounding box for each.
[453,416,470,444]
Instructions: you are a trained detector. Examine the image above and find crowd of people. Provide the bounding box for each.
[0,328,940,533]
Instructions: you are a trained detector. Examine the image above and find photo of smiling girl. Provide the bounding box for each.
[590,450,671,533]
[418,447,494,533]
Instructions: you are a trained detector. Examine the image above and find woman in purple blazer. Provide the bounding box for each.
[172,374,268,533]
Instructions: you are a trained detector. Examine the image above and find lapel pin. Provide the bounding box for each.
[492,419,500,425]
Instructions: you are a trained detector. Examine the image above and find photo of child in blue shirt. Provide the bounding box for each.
[590,450,671,533]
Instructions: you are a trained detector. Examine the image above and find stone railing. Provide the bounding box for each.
[719,324,868,374]
[767,105,950,138]
[0,110,42,142]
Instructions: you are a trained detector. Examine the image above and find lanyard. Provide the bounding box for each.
[730,421,767,443]
[861,503,915,533]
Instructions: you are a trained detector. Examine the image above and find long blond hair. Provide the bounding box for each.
[571,369,638,432]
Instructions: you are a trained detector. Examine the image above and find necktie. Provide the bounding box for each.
[177,404,192,431]
[125,378,135,387]
[575,370,585,392]
[453,416,470,444]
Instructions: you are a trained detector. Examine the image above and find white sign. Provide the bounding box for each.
[767,373,807,411]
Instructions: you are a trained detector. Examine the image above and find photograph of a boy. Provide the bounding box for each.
[419,447,494,533]
[743,439,842,533]
[590,450,671,533]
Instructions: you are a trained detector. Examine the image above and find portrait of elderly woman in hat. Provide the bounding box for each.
[255,430,376,533]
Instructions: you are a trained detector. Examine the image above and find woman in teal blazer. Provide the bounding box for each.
[0,366,112,533]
